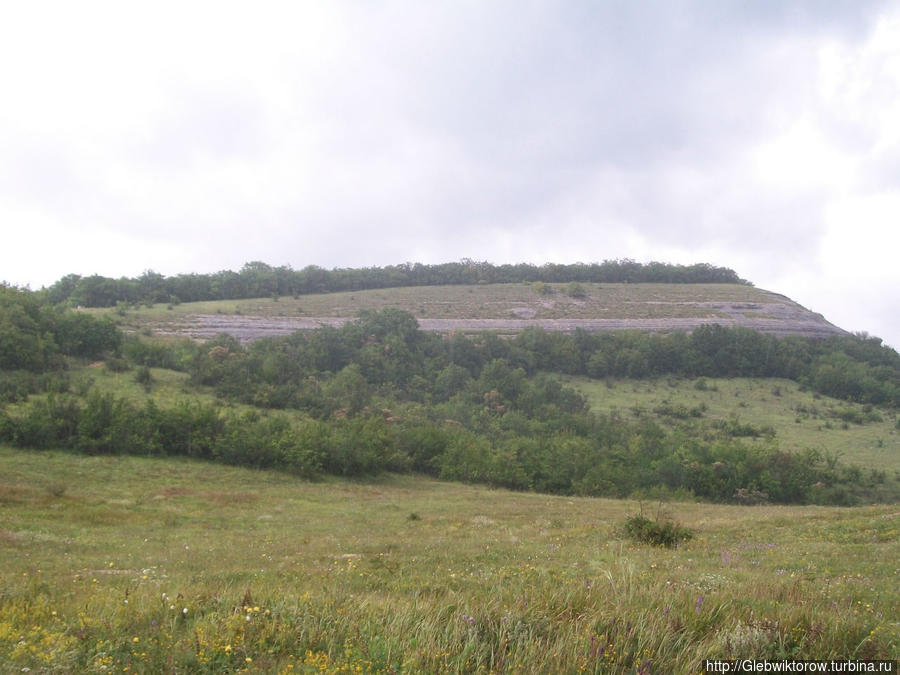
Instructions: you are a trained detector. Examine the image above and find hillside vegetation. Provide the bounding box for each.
[3,277,899,505]
[565,376,899,474]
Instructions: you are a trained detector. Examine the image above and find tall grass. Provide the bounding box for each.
[1,446,897,672]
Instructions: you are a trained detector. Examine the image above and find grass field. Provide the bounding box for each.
[1,446,898,673]
[563,376,900,476]
[69,362,219,409]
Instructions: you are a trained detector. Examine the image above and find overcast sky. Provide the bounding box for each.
[2,1,898,348]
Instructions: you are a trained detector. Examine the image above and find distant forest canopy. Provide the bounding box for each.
[42,259,748,307]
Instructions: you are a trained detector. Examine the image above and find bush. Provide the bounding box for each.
[8,394,82,449]
[0,370,45,403]
[53,312,121,358]
[135,366,153,390]
[623,512,693,548]
[565,281,586,298]
[122,336,191,370]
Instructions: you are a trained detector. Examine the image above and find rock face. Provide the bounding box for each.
[152,285,846,343]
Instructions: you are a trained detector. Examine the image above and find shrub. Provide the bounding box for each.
[135,366,153,390]
[565,281,586,298]
[0,370,45,403]
[623,512,693,548]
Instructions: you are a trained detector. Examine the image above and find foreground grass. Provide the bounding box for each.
[1,447,898,673]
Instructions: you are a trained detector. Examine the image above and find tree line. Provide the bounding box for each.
[42,259,747,307]
[1,379,879,505]
[0,284,120,371]
[150,314,897,409]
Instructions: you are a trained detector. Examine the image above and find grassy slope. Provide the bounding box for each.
[1,446,898,673]
[96,282,776,327]
[562,376,900,475]
[70,362,218,408]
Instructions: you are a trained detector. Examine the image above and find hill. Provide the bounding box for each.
[4,275,898,506]
[100,282,846,342]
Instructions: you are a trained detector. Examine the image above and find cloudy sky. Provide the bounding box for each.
[2,1,899,347]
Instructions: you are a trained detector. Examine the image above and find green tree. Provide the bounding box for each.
[0,285,56,370]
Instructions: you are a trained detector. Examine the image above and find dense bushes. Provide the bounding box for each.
[0,395,323,478]
[178,320,899,410]
[0,383,883,505]
[0,370,69,404]
[1,284,120,371]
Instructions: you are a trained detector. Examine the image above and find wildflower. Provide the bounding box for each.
[132,637,140,643]
[182,608,188,615]
[695,596,704,613]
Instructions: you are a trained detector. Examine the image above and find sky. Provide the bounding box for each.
[1,1,899,349]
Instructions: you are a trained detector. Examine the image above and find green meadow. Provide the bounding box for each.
[1,446,898,673]
[562,376,900,475]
